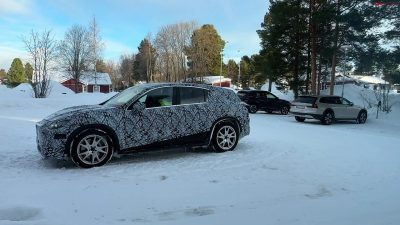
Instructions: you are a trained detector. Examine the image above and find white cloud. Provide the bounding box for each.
[103,39,135,61]
[0,0,31,15]
[0,46,28,70]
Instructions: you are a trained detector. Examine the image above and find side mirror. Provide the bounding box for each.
[350,102,354,106]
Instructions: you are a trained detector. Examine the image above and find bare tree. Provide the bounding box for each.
[58,25,91,93]
[105,60,121,91]
[120,54,135,87]
[89,16,104,91]
[154,21,198,82]
[23,29,57,98]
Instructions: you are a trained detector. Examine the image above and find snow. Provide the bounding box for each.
[47,71,112,85]
[352,75,387,84]
[0,83,400,225]
[261,82,295,101]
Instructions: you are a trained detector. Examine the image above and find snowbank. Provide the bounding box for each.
[261,83,295,101]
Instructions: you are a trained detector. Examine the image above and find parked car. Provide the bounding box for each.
[290,95,367,125]
[36,83,250,168]
[237,90,291,115]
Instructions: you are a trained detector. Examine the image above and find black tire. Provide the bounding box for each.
[70,130,114,168]
[212,123,239,152]
[295,116,306,122]
[357,110,367,124]
[321,110,334,125]
[249,105,258,114]
[281,106,289,115]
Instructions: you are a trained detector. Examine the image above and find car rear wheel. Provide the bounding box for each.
[357,110,367,124]
[281,106,289,115]
[71,130,113,168]
[249,105,258,114]
[321,111,334,125]
[295,116,305,122]
[212,124,239,152]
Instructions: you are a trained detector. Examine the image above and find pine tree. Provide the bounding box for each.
[7,58,26,85]
[186,24,225,78]
[0,69,6,80]
[134,39,156,82]
[25,62,33,82]
[226,60,238,84]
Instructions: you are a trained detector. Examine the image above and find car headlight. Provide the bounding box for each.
[49,122,63,129]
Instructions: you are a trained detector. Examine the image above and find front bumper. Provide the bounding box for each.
[36,123,68,159]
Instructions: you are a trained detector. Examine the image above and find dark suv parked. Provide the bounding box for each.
[237,90,291,114]
[36,83,250,168]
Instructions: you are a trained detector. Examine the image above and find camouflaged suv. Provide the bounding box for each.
[36,83,250,168]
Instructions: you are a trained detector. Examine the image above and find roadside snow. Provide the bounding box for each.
[261,83,294,101]
[0,84,399,225]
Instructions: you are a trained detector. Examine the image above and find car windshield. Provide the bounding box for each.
[102,86,145,106]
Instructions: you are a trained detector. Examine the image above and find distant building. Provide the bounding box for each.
[49,71,112,93]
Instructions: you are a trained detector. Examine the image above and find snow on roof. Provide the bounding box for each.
[47,71,112,85]
[358,76,387,84]
[80,73,112,85]
[202,76,231,84]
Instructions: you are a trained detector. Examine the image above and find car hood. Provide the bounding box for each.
[43,105,116,122]
[278,99,290,105]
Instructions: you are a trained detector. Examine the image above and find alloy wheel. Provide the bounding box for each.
[216,126,237,151]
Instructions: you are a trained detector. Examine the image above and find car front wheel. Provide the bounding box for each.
[71,130,114,168]
[212,124,239,152]
[321,111,334,125]
[295,116,305,122]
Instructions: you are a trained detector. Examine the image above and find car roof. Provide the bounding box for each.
[298,95,341,98]
[137,82,214,91]
[238,90,270,93]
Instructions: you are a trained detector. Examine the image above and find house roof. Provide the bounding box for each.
[48,71,112,85]
[358,76,387,84]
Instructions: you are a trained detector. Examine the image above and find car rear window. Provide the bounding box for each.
[294,96,317,104]
[179,87,207,104]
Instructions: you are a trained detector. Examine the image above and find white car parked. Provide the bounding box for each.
[290,95,367,125]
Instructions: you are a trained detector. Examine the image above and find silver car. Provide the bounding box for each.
[290,95,367,125]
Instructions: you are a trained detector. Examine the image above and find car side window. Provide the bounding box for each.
[179,87,207,104]
[139,87,174,108]
[319,97,328,103]
[341,98,351,105]
[333,97,342,104]
[266,93,277,99]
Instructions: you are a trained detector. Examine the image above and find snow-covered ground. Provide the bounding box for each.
[0,83,399,225]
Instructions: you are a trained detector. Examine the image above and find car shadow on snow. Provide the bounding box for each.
[40,146,217,169]
[289,118,361,126]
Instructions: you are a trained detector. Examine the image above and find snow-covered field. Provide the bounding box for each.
[0,83,399,225]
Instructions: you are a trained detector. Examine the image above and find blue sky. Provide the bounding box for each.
[0,0,269,70]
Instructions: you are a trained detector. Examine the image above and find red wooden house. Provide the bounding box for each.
[52,72,112,93]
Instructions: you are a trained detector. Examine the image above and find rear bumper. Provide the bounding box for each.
[290,112,322,120]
